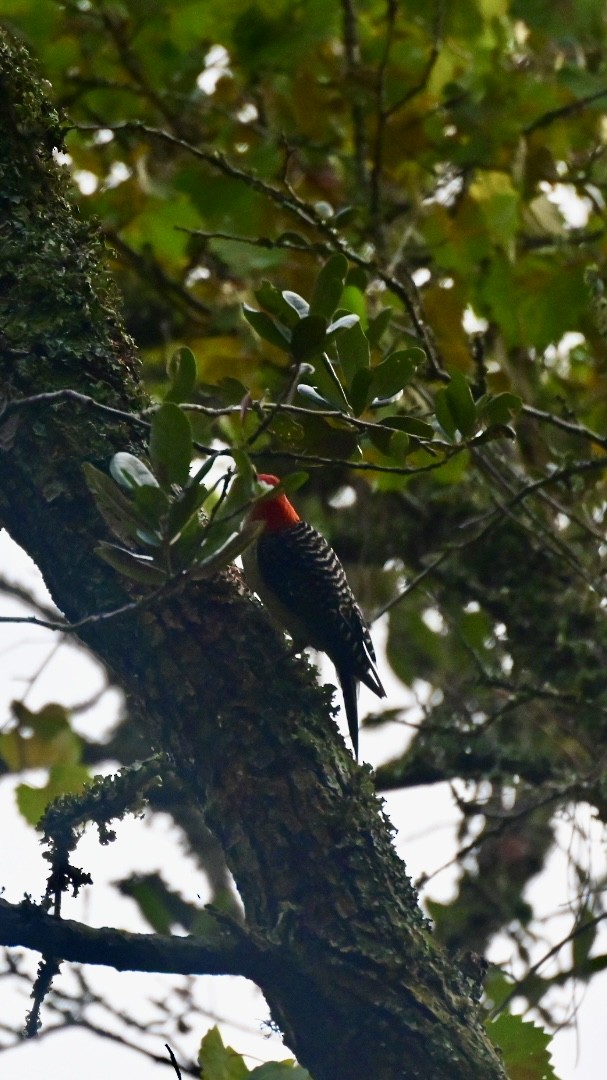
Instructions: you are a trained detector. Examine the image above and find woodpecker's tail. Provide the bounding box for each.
[359,661,386,701]
[339,671,359,761]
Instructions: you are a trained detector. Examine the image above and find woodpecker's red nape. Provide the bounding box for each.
[251,474,301,532]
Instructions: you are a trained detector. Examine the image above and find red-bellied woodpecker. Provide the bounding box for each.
[242,474,385,759]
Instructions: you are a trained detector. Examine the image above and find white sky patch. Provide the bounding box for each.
[462,306,488,333]
[104,161,131,189]
[52,148,72,167]
[328,485,357,509]
[558,330,585,354]
[93,128,114,145]
[197,44,230,95]
[422,607,444,633]
[186,265,211,285]
[432,172,465,206]
[540,180,593,228]
[74,169,98,195]
[237,102,259,124]
[543,331,585,374]
[412,267,431,287]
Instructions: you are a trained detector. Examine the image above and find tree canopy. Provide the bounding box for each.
[2,1,607,1078]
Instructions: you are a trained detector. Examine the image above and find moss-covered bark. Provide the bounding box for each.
[0,32,507,1080]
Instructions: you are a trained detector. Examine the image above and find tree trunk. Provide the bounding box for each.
[0,32,507,1080]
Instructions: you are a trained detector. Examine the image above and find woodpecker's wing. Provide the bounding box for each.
[255,521,385,700]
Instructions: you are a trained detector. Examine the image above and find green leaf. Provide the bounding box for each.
[297,384,336,408]
[389,429,410,459]
[133,484,170,528]
[370,348,424,399]
[250,1062,311,1078]
[267,411,305,445]
[216,377,249,404]
[434,387,457,439]
[197,1026,249,1080]
[325,313,359,339]
[336,319,370,384]
[242,305,291,350]
[116,875,174,935]
[346,266,367,290]
[17,764,90,827]
[12,700,71,736]
[95,543,167,584]
[310,253,348,318]
[585,953,607,976]
[83,463,150,544]
[366,424,393,456]
[232,448,256,482]
[381,415,435,439]
[192,520,263,578]
[339,283,367,326]
[255,281,300,327]
[167,478,210,537]
[477,391,522,426]
[170,511,207,567]
[472,423,516,444]
[1,703,80,771]
[487,1014,560,1080]
[572,908,598,974]
[446,370,477,438]
[165,346,197,404]
[349,368,373,416]
[272,470,308,497]
[332,205,357,226]
[110,452,160,491]
[310,353,351,411]
[212,470,255,528]
[290,314,328,361]
[366,307,393,347]
[282,290,309,318]
[149,402,193,487]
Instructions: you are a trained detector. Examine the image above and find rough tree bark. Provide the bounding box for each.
[0,32,507,1080]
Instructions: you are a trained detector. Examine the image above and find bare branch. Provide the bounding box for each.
[524,86,607,135]
[0,897,255,979]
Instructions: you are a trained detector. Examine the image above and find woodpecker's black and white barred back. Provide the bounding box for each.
[242,475,385,759]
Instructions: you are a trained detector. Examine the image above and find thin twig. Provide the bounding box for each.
[372,551,451,621]
[522,403,607,451]
[0,389,149,430]
[341,0,368,194]
[384,3,445,120]
[0,579,179,635]
[488,910,607,1020]
[415,783,573,892]
[165,1043,183,1079]
[246,363,303,449]
[524,86,607,135]
[369,0,398,246]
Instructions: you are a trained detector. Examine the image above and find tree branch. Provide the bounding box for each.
[0,897,252,978]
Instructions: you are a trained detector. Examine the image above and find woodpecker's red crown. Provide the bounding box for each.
[251,474,301,532]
